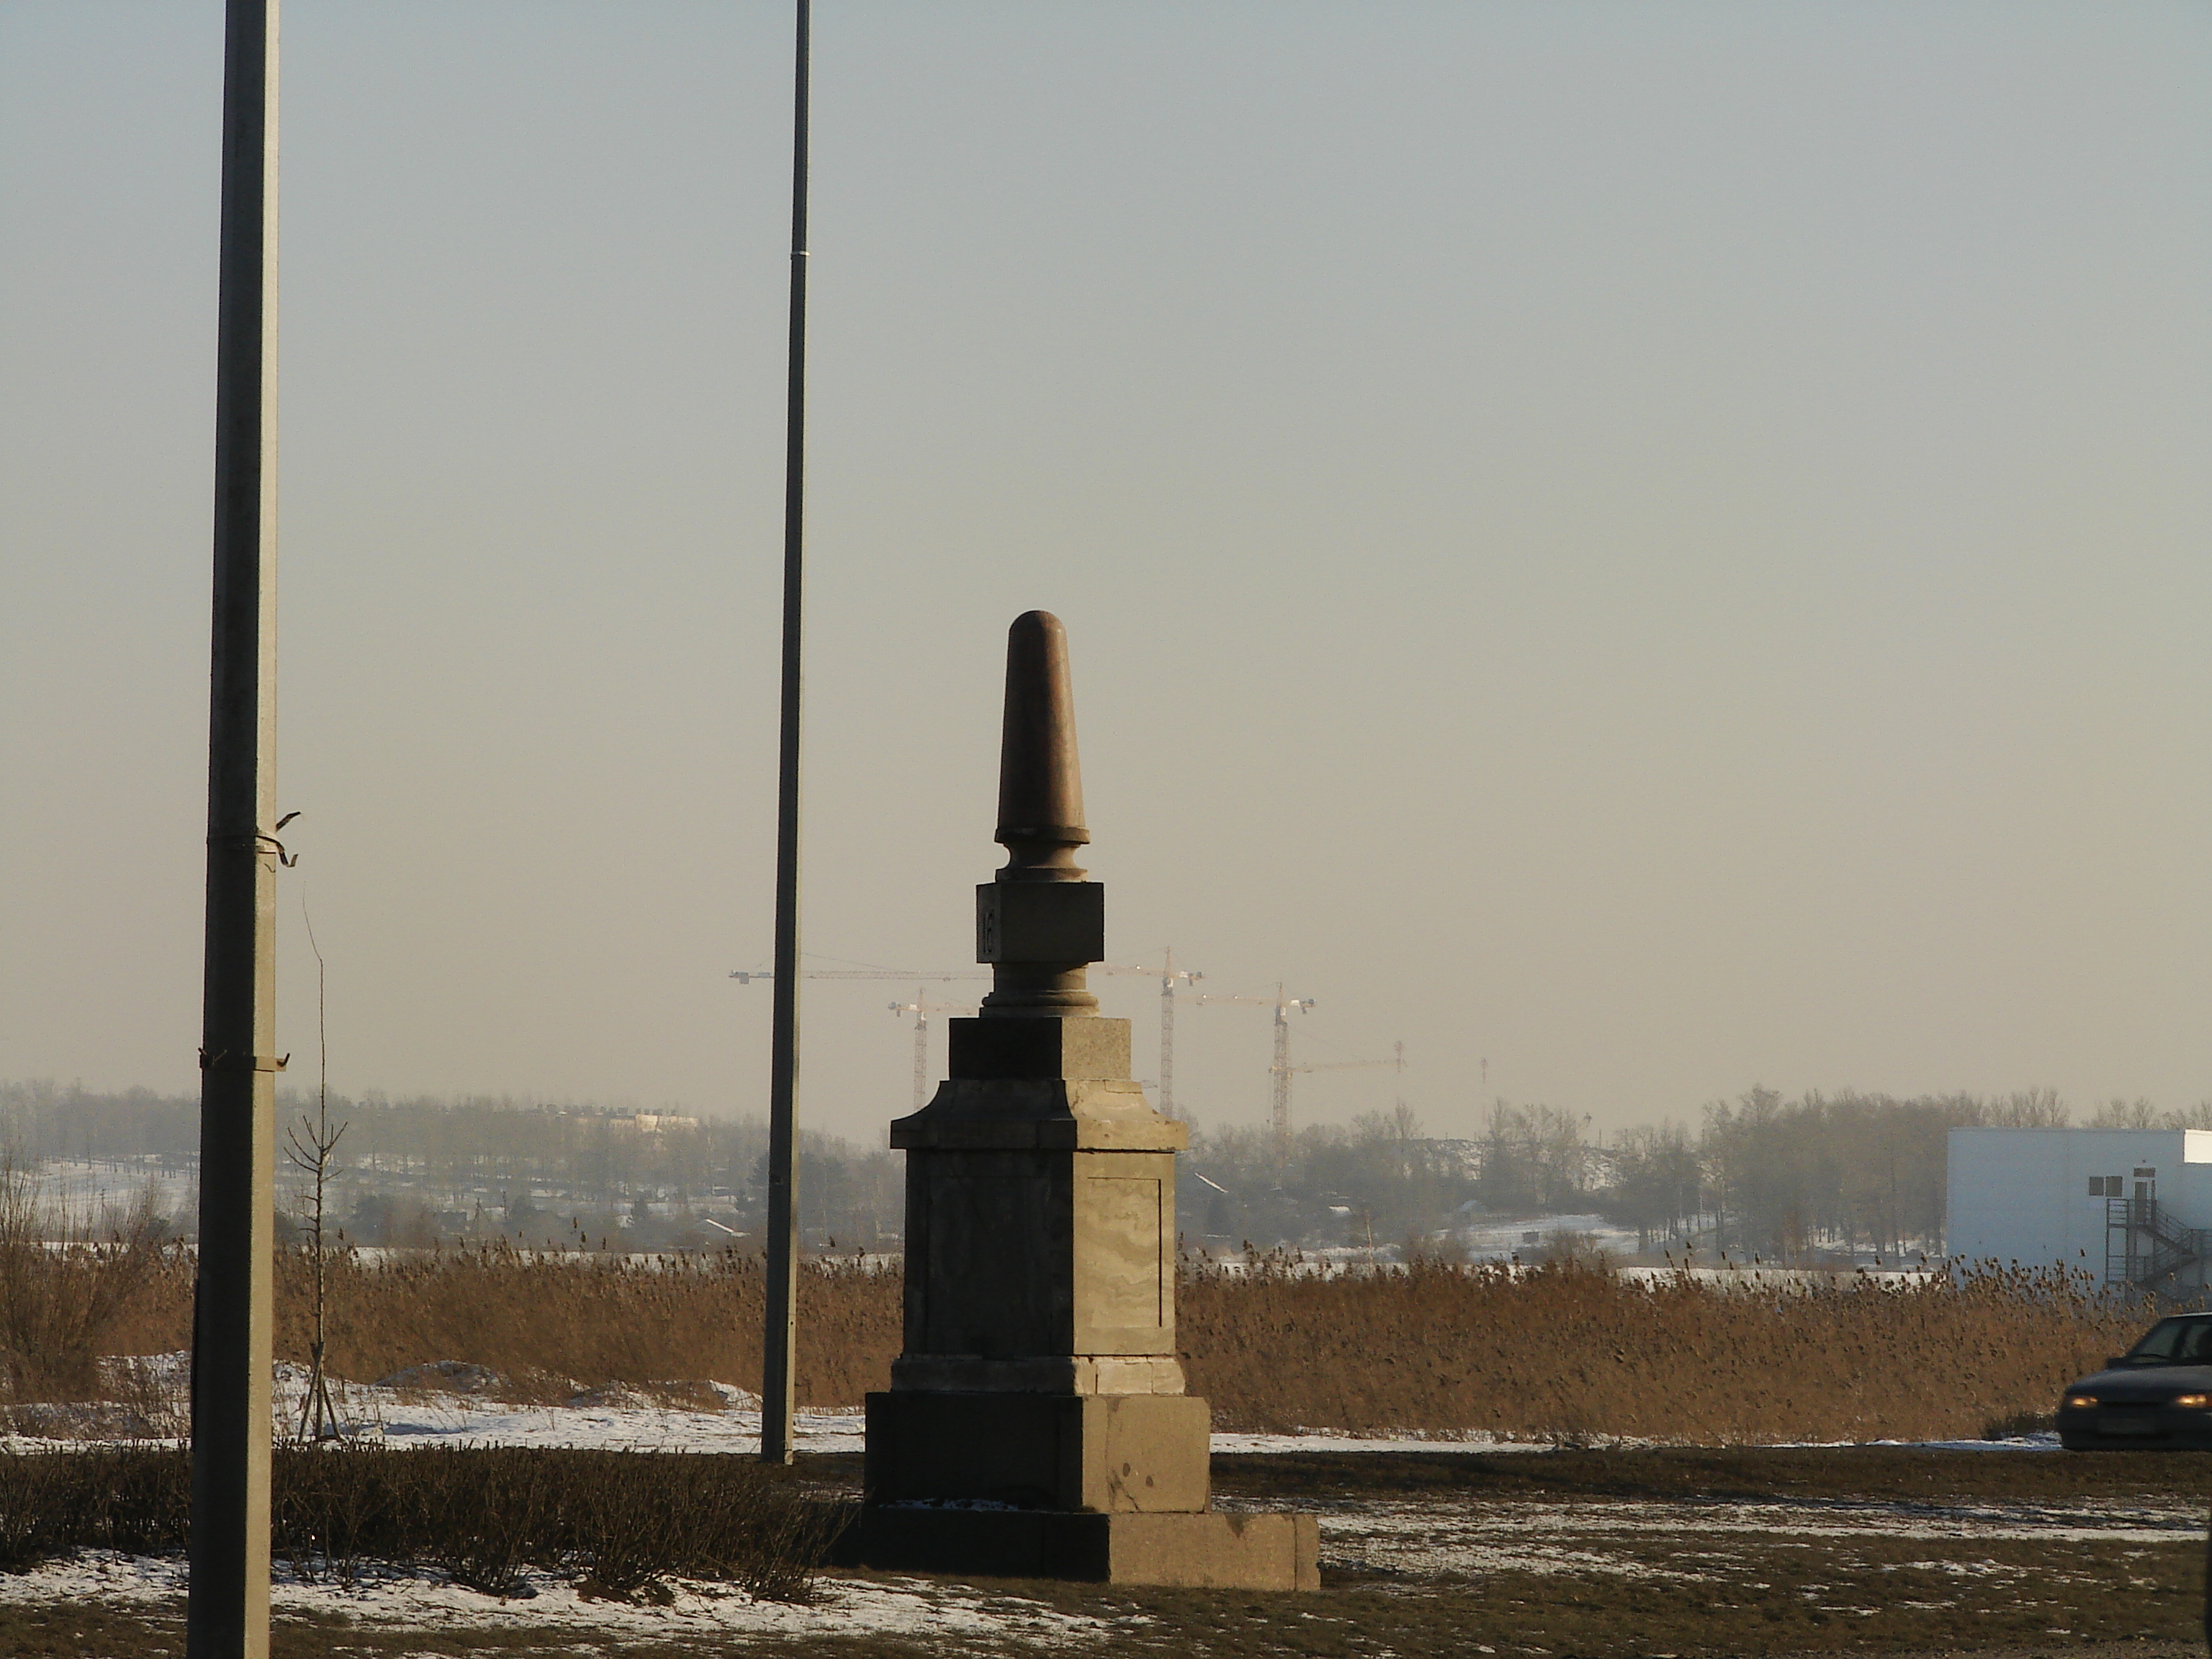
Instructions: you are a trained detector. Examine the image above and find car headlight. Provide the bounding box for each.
[2173,1393,2211,1409]
[2064,1394,2098,1409]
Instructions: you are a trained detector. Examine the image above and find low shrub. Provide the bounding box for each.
[413,1447,552,1599]
[274,1441,389,1588]
[0,1447,187,1571]
[0,1446,837,1601]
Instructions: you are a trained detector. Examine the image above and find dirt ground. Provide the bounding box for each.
[10,1447,2210,1658]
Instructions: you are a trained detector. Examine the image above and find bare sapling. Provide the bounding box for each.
[284,896,348,1442]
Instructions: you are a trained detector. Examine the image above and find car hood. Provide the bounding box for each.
[2069,1362,2212,1398]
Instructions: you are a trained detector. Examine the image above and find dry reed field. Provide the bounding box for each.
[16,1232,2159,1444]
[45,1243,899,1408]
[273,1247,904,1410]
[1178,1254,2154,1442]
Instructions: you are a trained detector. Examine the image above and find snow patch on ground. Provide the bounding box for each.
[0,1358,853,1457]
[0,1551,1125,1647]
[362,1389,866,1455]
[1218,1492,2208,1585]
[0,1355,2074,1459]
[1211,1429,1556,1454]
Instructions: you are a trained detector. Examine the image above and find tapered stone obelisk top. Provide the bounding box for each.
[977,612,1102,1016]
[995,611,1089,882]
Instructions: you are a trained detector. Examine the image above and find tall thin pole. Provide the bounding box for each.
[189,1,280,1654]
[761,0,811,1467]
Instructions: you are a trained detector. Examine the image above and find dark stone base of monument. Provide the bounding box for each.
[865,1390,1210,1512]
[837,1506,1321,1591]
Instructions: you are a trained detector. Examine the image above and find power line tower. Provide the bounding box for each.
[887,991,979,1111]
[1195,984,1316,1146]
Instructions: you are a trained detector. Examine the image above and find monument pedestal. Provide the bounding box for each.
[848,1030,1318,1591]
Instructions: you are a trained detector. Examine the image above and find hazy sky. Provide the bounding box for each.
[3,1,2207,1146]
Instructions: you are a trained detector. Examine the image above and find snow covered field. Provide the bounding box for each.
[8,1356,1575,1457]
[1256,1491,2202,1584]
[19,1157,192,1224]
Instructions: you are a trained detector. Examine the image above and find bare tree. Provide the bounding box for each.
[2090,1097,2159,1130]
[284,897,347,1442]
[1984,1087,2070,1128]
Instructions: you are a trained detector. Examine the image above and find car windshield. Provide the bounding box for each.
[2126,1316,2212,1363]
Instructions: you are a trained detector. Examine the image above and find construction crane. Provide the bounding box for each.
[887,992,979,1112]
[729,963,988,984]
[731,958,1163,989]
[733,954,1202,1115]
[1287,1039,1407,1085]
[1194,984,1316,1146]
[1287,1040,1410,1138]
[1146,950,1204,1120]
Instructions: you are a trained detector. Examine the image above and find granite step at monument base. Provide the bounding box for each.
[837,1504,1320,1591]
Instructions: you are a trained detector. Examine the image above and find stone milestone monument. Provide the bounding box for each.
[852,611,1317,1590]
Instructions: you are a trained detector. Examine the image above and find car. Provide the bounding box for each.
[2056,1312,2212,1449]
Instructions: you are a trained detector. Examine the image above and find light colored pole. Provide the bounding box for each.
[761,0,811,1467]
[189,1,282,1653]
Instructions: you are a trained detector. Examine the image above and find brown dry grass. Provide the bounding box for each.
[1179,1255,2153,1442]
[0,1186,171,1403]
[282,1246,900,1407]
[82,1244,899,1408]
[48,1244,2159,1444]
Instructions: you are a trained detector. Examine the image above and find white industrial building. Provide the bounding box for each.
[1946,1128,2212,1294]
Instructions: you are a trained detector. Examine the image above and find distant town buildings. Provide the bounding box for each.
[601,1112,700,1135]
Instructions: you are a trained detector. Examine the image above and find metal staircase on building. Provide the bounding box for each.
[2105,1197,2212,1290]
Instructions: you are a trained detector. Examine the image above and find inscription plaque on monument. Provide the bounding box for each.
[845,611,1318,1588]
